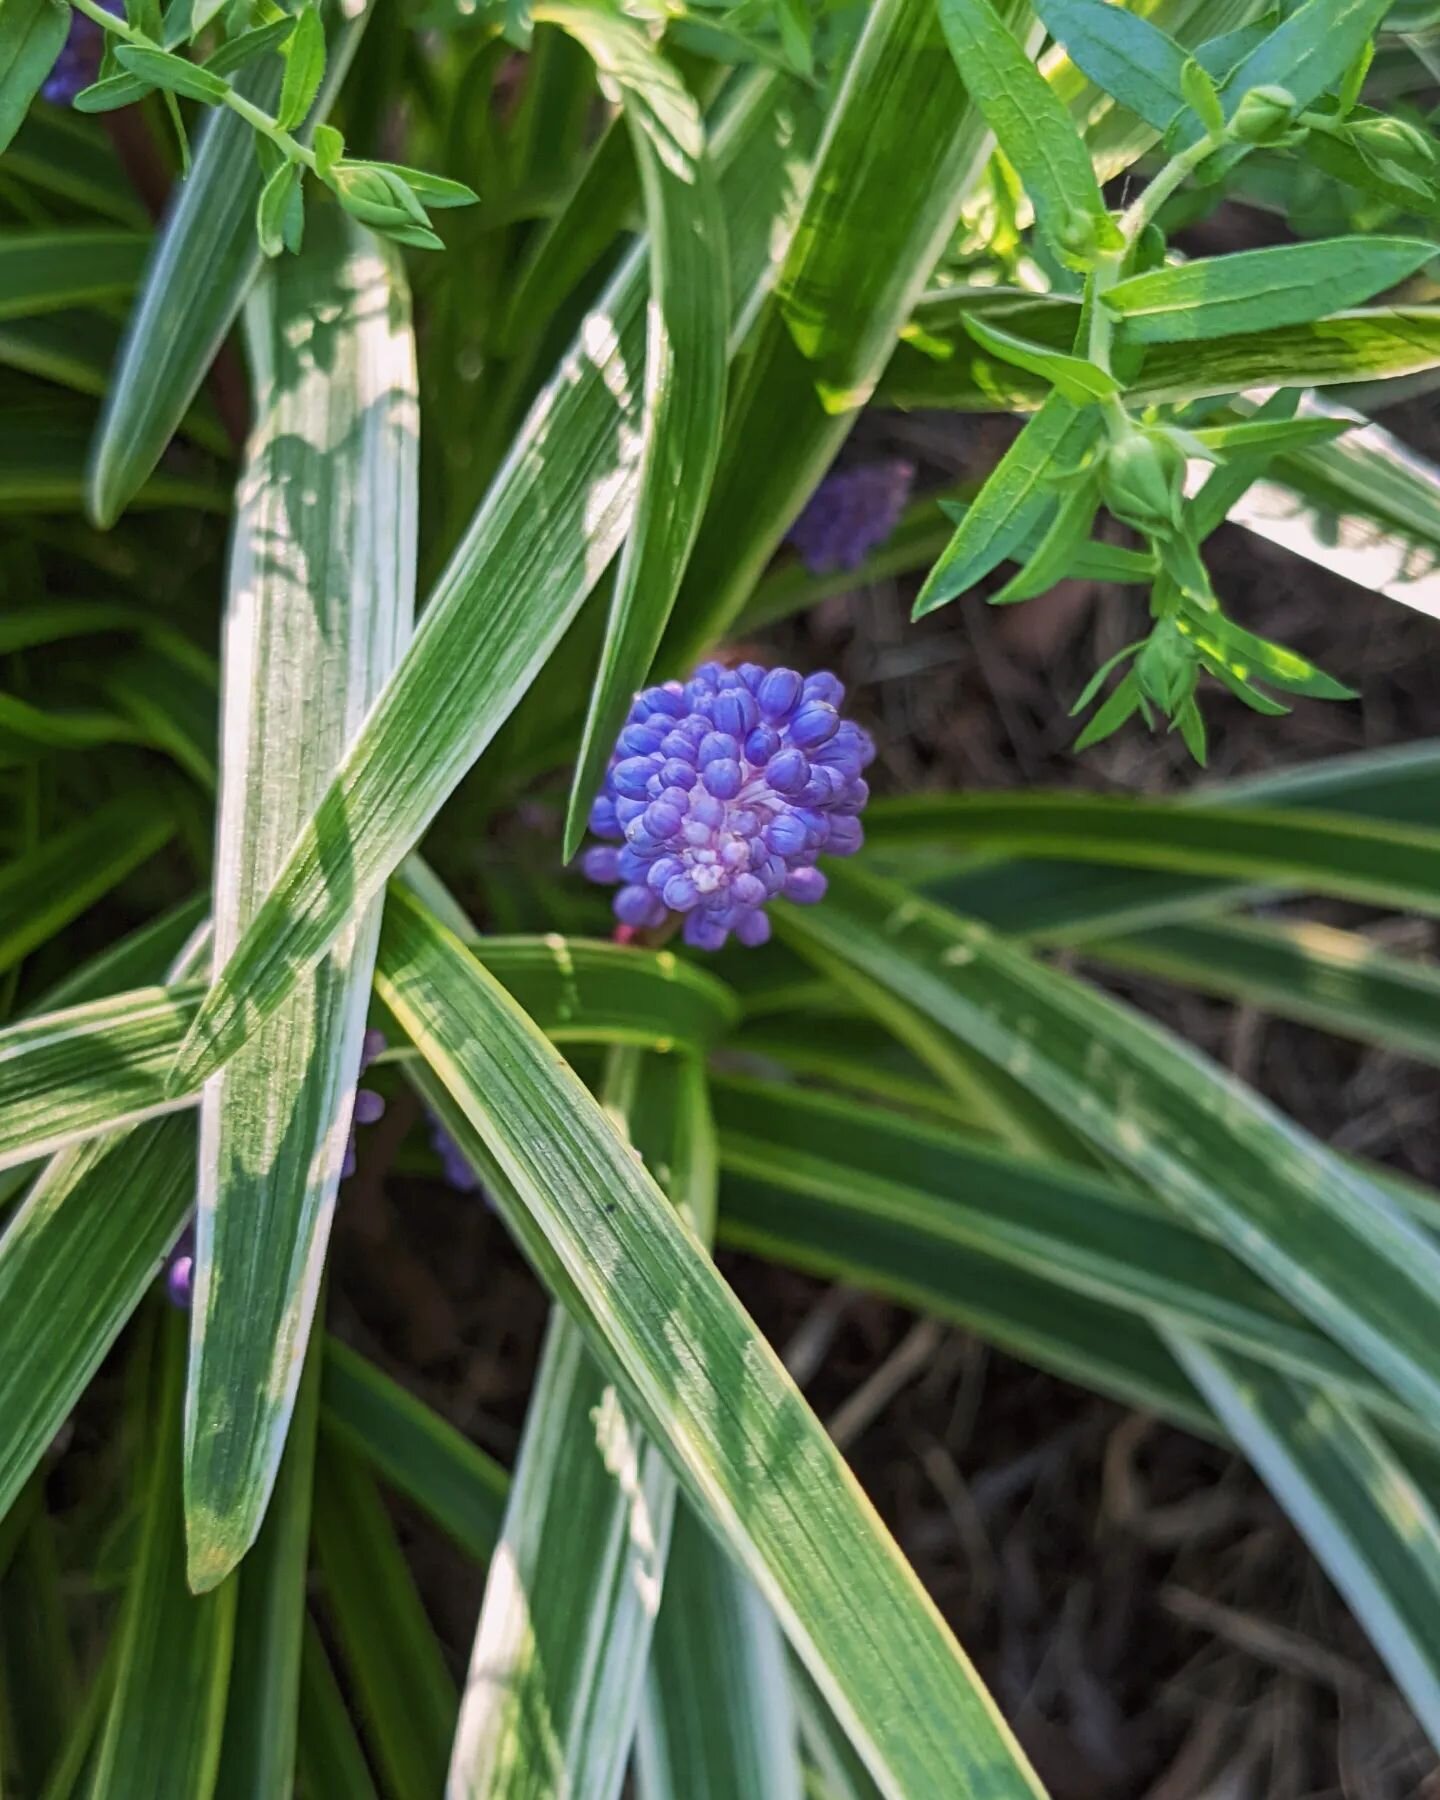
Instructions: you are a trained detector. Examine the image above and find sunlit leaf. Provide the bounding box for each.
[377,884,1045,1799]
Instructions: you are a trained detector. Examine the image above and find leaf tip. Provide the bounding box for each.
[184,1514,247,1594]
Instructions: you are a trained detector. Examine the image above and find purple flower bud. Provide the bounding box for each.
[583,845,621,882]
[353,1088,385,1127]
[615,884,666,927]
[619,722,664,756]
[784,867,828,904]
[647,855,685,892]
[613,756,659,800]
[745,725,780,765]
[163,1223,196,1309]
[698,731,739,766]
[360,1028,387,1070]
[426,1108,482,1193]
[764,814,807,856]
[791,703,839,749]
[615,796,647,827]
[663,873,700,911]
[758,668,803,720]
[767,749,809,796]
[42,0,122,106]
[734,910,771,947]
[643,683,688,716]
[684,913,729,951]
[644,800,683,839]
[713,689,758,736]
[827,815,864,856]
[803,672,846,707]
[590,794,621,838]
[703,758,742,800]
[660,757,697,790]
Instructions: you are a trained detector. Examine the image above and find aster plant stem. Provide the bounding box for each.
[64,0,322,175]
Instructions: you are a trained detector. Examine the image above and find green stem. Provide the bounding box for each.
[221,86,318,173]
[1088,128,1223,435]
[1116,129,1222,247]
[69,0,141,42]
[67,0,318,174]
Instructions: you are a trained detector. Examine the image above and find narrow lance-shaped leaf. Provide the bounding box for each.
[185,210,418,1594]
[552,4,729,861]
[88,0,375,525]
[862,789,1440,918]
[311,1438,457,1800]
[778,865,1440,1430]
[1172,1337,1440,1753]
[1082,916,1440,1070]
[0,792,174,978]
[913,393,1103,617]
[1105,237,1435,344]
[0,934,738,1175]
[0,0,69,156]
[0,1115,195,1525]
[319,1337,509,1563]
[374,885,1045,1800]
[635,1504,807,1800]
[92,1311,237,1800]
[1217,0,1390,116]
[1031,0,1188,133]
[446,1048,717,1800]
[934,0,1114,263]
[663,0,1016,677]
[165,71,812,1093]
[213,1336,323,1800]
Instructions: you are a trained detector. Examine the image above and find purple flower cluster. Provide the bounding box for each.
[42,0,120,105]
[581,661,873,951]
[786,460,915,575]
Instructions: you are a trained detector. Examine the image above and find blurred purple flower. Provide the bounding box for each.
[579,661,873,951]
[341,1027,387,1179]
[786,460,914,575]
[164,1225,195,1310]
[426,1108,480,1194]
[42,0,122,105]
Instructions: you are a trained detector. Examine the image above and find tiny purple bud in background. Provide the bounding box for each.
[42,0,122,105]
[786,460,915,576]
[164,1225,196,1310]
[579,661,873,950]
[426,1109,481,1194]
[342,1028,388,1178]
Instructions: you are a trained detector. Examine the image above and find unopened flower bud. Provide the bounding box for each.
[1100,432,1187,537]
[1230,84,1298,145]
[330,163,429,232]
[1135,621,1196,713]
[1346,115,1438,174]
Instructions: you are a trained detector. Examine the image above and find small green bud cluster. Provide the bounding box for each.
[1097,430,1187,537]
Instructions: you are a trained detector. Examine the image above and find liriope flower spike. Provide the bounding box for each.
[581,662,874,950]
[787,460,914,575]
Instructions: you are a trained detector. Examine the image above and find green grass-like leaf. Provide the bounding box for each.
[374,883,1045,1799]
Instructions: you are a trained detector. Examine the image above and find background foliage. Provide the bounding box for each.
[3,0,1440,1791]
